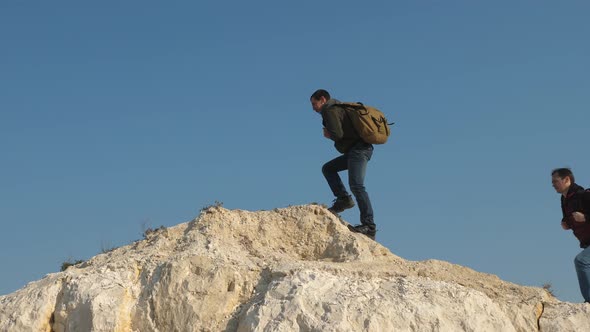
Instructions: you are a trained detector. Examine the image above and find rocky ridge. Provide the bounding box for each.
[1,204,589,331]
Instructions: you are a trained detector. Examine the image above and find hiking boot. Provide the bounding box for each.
[328,195,355,214]
[348,224,376,240]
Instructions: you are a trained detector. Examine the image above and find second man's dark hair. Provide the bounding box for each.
[552,168,575,183]
[310,89,330,101]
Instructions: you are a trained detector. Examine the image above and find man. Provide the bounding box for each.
[552,168,590,303]
[310,89,376,240]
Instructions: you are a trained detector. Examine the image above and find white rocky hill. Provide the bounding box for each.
[1,204,589,331]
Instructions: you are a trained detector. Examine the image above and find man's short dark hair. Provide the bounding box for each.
[310,89,330,101]
[552,168,575,183]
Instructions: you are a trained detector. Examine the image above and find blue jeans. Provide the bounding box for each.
[322,142,374,225]
[574,246,590,302]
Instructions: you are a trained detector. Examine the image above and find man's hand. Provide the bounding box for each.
[562,221,571,230]
[573,212,586,223]
[323,128,331,139]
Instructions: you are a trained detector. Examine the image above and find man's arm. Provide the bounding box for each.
[561,199,571,229]
[321,107,344,141]
[583,191,590,223]
[571,191,590,223]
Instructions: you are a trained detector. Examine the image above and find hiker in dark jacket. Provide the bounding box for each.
[552,168,590,302]
[310,89,376,240]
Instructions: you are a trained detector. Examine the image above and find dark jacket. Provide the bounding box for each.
[321,99,362,153]
[561,183,590,248]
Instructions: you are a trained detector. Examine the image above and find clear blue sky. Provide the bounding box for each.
[1,1,588,302]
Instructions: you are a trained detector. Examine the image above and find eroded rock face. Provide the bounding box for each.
[237,270,519,332]
[0,205,581,331]
[539,302,590,331]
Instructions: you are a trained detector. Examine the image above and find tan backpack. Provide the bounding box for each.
[338,102,393,144]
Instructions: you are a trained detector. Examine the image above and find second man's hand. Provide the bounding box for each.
[573,212,587,223]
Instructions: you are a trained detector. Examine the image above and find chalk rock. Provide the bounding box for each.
[0,205,581,331]
[539,302,590,331]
